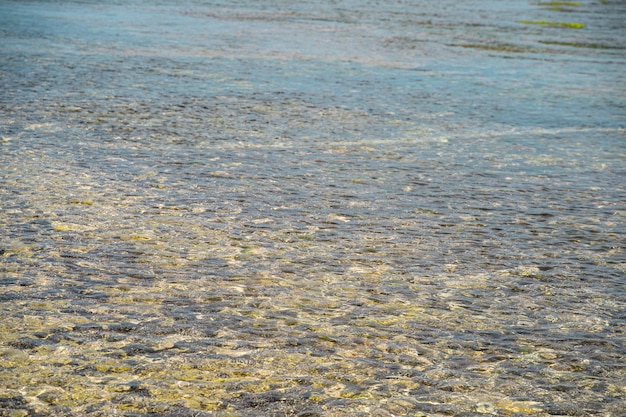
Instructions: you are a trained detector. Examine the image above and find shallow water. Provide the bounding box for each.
[1,0,625,416]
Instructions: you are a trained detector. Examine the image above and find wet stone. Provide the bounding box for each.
[120,343,156,356]
[7,337,44,350]
[0,396,28,410]
[107,322,138,333]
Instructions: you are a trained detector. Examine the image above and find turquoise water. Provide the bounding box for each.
[1,0,625,416]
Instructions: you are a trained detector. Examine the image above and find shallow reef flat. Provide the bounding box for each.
[1,0,625,416]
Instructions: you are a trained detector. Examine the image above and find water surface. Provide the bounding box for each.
[1,0,625,416]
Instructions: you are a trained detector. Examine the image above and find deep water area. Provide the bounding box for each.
[1,0,625,416]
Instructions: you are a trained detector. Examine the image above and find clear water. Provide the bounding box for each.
[1,0,625,416]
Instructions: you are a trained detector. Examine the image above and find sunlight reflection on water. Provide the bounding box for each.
[1,0,625,415]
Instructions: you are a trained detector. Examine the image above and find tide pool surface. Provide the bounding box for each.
[1,0,625,416]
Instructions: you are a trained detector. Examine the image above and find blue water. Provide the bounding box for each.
[1,1,625,416]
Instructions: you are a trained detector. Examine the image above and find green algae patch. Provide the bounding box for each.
[539,40,622,49]
[119,234,152,241]
[449,43,541,53]
[536,1,582,9]
[51,222,96,232]
[495,399,543,414]
[518,20,585,28]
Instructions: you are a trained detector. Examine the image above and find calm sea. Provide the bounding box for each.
[1,0,625,416]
